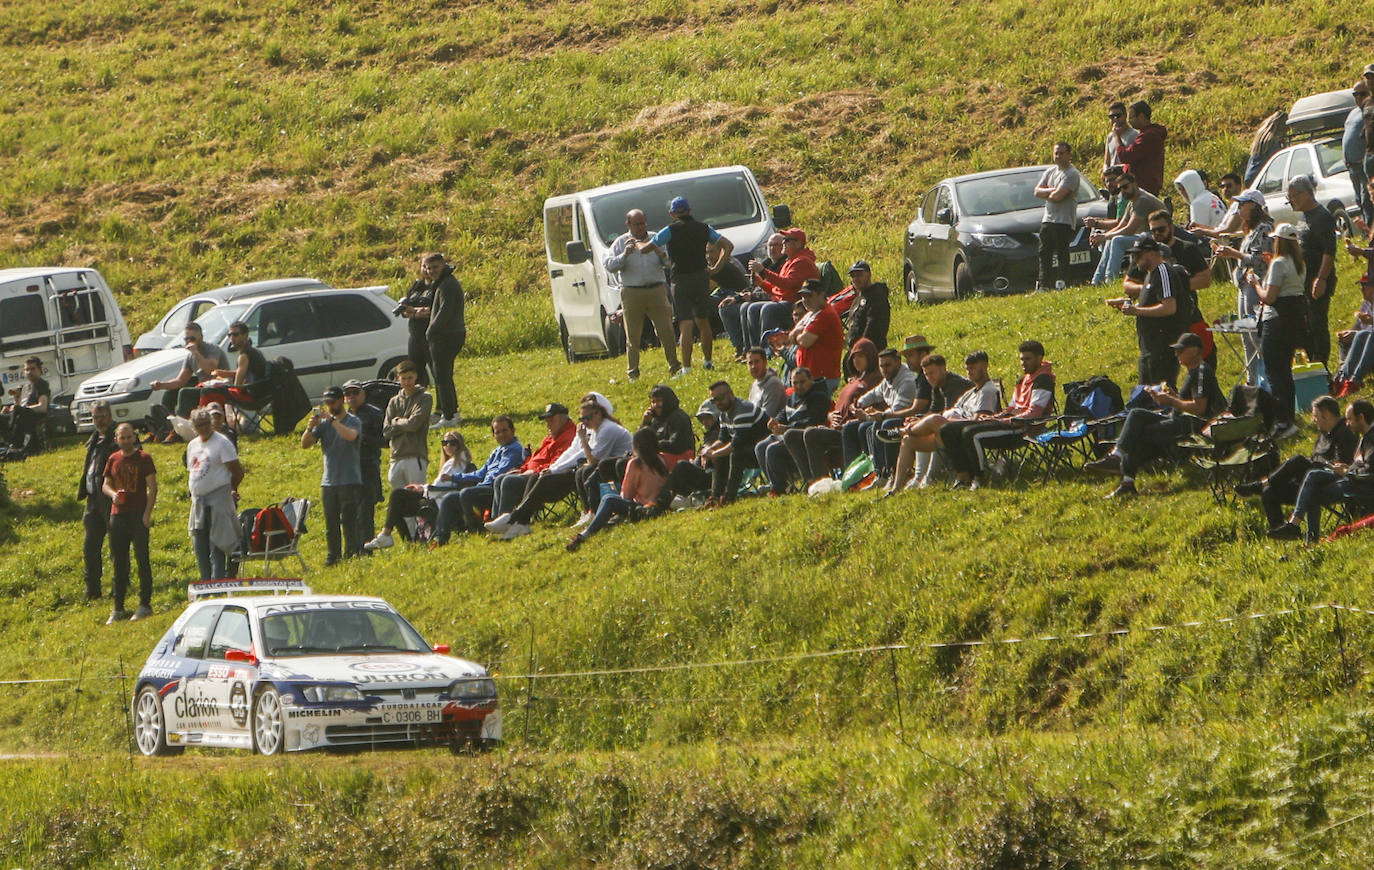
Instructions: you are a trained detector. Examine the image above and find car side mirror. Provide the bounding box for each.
[225,648,258,666]
[432,644,450,654]
[565,240,589,264]
[936,207,954,225]
[771,204,792,228]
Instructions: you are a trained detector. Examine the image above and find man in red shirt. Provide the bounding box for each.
[475,402,575,529]
[1116,100,1168,196]
[101,423,158,624]
[745,227,821,348]
[791,281,844,392]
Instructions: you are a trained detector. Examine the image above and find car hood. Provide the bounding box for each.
[260,653,487,686]
[958,202,1106,235]
[77,347,188,390]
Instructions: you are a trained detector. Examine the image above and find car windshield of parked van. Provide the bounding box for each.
[954,169,1099,218]
[191,303,251,346]
[588,172,763,245]
[260,606,430,656]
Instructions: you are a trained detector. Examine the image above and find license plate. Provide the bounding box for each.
[380,707,443,725]
[1069,250,1090,265]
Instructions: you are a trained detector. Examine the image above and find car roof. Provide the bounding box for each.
[546,165,753,204]
[215,285,390,307]
[181,278,330,304]
[943,165,1052,185]
[0,267,99,281]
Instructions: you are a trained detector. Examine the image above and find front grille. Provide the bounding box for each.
[365,687,447,701]
[324,722,479,746]
[78,383,114,397]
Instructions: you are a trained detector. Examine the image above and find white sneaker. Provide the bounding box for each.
[572,511,593,529]
[430,415,460,430]
[484,513,514,533]
[673,366,692,378]
[1274,423,1301,440]
[363,533,394,551]
[670,495,689,511]
[501,523,531,540]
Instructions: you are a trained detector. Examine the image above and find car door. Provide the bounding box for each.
[905,189,938,295]
[244,297,325,393]
[545,200,600,355]
[164,604,220,740]
[0,287,54,400]
[43,272,119,399]
[310,293,395,383]
[1256,150,1292,224]
[924,185,959,291]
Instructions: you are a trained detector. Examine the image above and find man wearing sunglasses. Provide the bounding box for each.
[210,321,269,387]
[1088,171,1163,286]
[1102,101,1138,177]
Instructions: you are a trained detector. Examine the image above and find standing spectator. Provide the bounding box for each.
[1245,110,1288,187]
[1346,80,1373,226]
[1089,172,1165,285]
[300,386,363,566]
[1236,396,1357,530]
[792,281,844,392]
[745,347,786,419]
[0,356,50,456]
[755,366,833,495]
[186,408,243,582]
[101,423,157,623]
[430,417,525,546]
[148,322,231,420]
[566,428,669,552]
[342,379,385,549]
[1126,210,1213,358]
[78,401,118,602]
[206,402,238,448]
[1109,238,1190,388]
[1212,189,1274,381]
[643,197,732,374]
[1103,101,1138,176]
[364,361,433,549]
[1252,223,1308,438]
[1270,399,1374,542]
[423,253,466,428]
[747,228,820,351]
[791,337,882,483]
[1034,142,1083,291]
[700,381,770,506]
[1115,100,1167,195]
[478,403,576,533]
[1289,175,1338,366]
[1173,170,1226,229]
[397,256,435,387]
[842,261,891,351]
[605,208,680,381]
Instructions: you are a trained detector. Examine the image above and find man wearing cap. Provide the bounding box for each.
[1289,174,1338,365]
[898,335,940,416]
[206,402,238,447]
[605,209,680,381]
[1085,332,1225,497]
[842,261,890,350]
[1125,210,1213,360]
[469,403,575,535]
[792,280,844,393]
[1089,171,1164,285]
[343,379,386,546]
[1345,80,1373,226]
[301,386,363,565]
[641,197,732,375]
[1034,142,1083,291]
[747,228,821,349]
[1108,238,1190,388]
[745,346,786,418]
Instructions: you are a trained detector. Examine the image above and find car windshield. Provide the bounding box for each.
[193,303,252,345]
[588,171,763,245]
[260,605,430,656]
[954,169,1099,217]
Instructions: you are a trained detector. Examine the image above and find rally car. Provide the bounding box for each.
[131,579,501,756]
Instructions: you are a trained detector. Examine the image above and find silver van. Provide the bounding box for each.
[543,166,788,362]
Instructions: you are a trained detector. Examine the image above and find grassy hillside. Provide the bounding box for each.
[6,0,1374,864]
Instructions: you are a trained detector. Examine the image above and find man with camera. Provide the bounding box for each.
[301,385,363,565]
[149,321,231,419]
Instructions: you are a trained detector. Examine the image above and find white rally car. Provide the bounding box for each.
[131,580,501,756]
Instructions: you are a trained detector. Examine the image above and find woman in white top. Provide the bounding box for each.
[365,430,475,550]
[1251,223,1307,433]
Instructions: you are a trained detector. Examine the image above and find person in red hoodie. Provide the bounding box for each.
[1115,100,1168,196]
[788,337,882,483]
[745,227,820,348]
[467,402,576,530]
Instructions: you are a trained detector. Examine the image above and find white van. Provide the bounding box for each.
[0,268,132,415]
[543,166,789,362]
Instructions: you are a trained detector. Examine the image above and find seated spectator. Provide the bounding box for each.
[745,347,786,419]
[578,384,696,528]
[1174,169,1226,228]
[841,348,918,485]
[939,340,1056,489]
[1333,273,1374,397]
[147,321,232,423]
[755,367,833,495]
[873,352,975,489]
[656,399,726,509]
[430,416,525,546]
[1236,396,1357,531]
[701,380,770,506]
[840,261,890,351]
[746,228,820,350]
[721,233,786,360]
[763,327,798,382]
[791,337,882,483]
[485,397,632,540]
[566,428,669,551]
[470,403,575,536]
[1270,399,1374,542]
[0,356,50,456]
[1084,332,1225,497]
[1088,171,1164,285]
[888,350,1001,492]
[791,280,844,393]
[365,431,475,550]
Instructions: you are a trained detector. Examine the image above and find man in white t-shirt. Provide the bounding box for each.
[887,350,1001,492]
[1103,101,1138,175]
[186,408,244,580]
[1034,142,1083,291]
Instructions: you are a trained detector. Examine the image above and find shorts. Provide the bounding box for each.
[671,270,713,321]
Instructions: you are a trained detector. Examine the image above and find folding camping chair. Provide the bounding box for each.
[1177,416,1278,505]
[237,498,311,576]
[1019,376,1125,482]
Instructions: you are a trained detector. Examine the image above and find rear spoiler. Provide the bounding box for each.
[188,578,312,600]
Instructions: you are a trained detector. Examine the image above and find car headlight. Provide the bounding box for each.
[447,677,496,699]
[970,233,1020,250]
[301,685,363,703]
[110,377,140,393]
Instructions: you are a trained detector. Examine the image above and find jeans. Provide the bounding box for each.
[193,522,228,582]
[710,429,763,498]
[744,301,792,348]
[1349,161,1373,225]
[1338,330,1374,383]
[1293,468,1344,542]
[719,299,748,354]
[583,493,635,538]
[1261,456,1318,528]
[492,472,529,517]
[839,418,900,474]
[755,434,799,494]
[428,335,463,420]
[109,513,153,611]
[82,495,111,598]
[321,484,362,565]
[1038,221,1074,288]
[1091,233,1144,285]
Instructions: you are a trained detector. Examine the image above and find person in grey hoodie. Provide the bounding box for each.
[423,253,466,428]
[365,360,434,549]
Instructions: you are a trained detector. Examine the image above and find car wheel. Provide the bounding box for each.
[904,267,921,304]
[252,687,285,756]
[377,356,406,381]
[602,308,626,358]
[133,686,181,756]
[560,318,575,364]
[954,261,974,299]
[1331,206,1353,240]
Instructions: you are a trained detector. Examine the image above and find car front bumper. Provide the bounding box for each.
[284,696,502,752]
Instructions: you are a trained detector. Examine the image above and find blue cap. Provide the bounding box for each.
[669,196,690,214]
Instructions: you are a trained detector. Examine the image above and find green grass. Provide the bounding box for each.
[5,0,1374,862]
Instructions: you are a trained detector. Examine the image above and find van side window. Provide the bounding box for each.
[546,204,574,264]
[312,295,389,337]
[0,296,48,339]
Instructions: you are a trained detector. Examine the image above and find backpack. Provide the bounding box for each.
[244,504,294,552]
[1062,376,1124,421]
[815,260,845,299]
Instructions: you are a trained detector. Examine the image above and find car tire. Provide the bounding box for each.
[560,318,576,364]
[1331,205,1352,240]
[133,685,181,757]
[954,261,973,299]
[252,687,286,756]
[377,356,406,381]
[904,267,921,304]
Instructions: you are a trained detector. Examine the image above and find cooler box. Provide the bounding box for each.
[1293,362,1329,412]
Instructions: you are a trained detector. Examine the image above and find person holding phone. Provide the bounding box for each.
[101,423,157,623]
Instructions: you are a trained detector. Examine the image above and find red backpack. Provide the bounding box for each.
[249,504,294,552]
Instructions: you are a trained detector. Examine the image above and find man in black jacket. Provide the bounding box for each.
[78,400,118,600]
[1237,395,1357,530]
[397,256,435,387]
[755,367,833,495]
[343,379,387,548]
[423,253,466,428]
[843,261,891,352]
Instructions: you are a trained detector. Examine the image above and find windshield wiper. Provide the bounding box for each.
[270,644,337,654]
[335,644,413,653]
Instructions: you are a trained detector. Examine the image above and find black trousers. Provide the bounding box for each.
[510,470,577,525]
[941,420,1024,477]
[407,329,431,387]
[384,488,433,541]
[661,460,712,506]
[428,335,464,419]
[108,513,152,611]
[799,426,844,480]
[575,462,603,513]
[711,431,762,498]
[1038,221,1074,288]
[1138,342,1179,390]
[321,484,362,565]
[1261,310,1302,426]
[82,495,111,599]
[1261,456,1319,528]
[1306,291,1332,366]
[1116,409,1200,478]
[355,460,382,546]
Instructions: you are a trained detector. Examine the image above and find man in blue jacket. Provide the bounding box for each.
[430,416,525,545]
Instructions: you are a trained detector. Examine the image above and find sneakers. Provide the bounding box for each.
[565,534,585,552]
[363,532,395,551]
[1273,423,1301,441]
[1233,479,1265,497]
[130,605,153,622]
[484,513,514,533]
[105,609,130,625]
[430,415,460,430]
[702,360,715,371]
[572,511,593,529]
[673,366,692,378]
[500,523,531,540]
[1083,454,1122,475]
[1105,481,1137,499]
[1267,522,1302,540]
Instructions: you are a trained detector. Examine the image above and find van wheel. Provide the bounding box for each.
[904,268,922,305]
[377,356,406,381]
[602,308,626,358]
[560,318,576,364]
[954,261,973,299]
